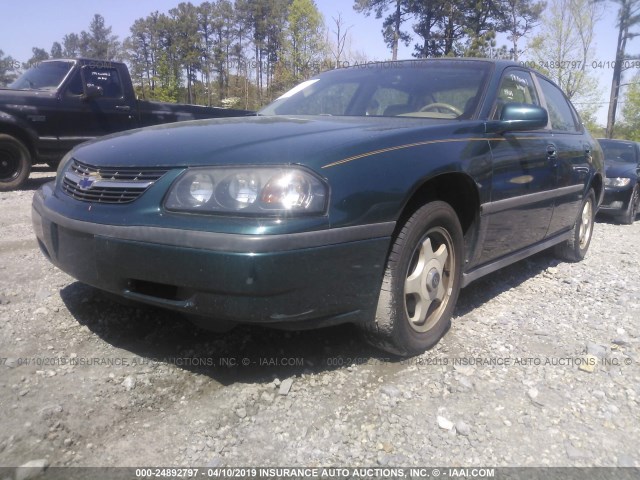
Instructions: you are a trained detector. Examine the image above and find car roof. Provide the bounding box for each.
[341,58,520,69]
[42,58,126,67]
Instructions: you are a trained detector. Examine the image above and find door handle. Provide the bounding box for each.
[115,105,131,112]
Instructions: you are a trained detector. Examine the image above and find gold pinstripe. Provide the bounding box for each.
[321,135,541,169]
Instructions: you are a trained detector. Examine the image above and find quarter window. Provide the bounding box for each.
[537,77,579,132]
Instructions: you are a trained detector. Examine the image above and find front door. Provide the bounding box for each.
[56,64,135,152]
[478,69,556,263]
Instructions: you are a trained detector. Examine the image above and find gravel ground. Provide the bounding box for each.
[1,169,639,471]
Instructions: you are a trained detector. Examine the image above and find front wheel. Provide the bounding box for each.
[0,134,31,191]
[361,201,464,356]
[618,184,639,225]
[554,189,595,262]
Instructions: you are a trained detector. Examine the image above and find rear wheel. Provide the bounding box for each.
[0,134,31,191]
[361,201,463,356]
[618,184,639,225]
[554,189,595,262]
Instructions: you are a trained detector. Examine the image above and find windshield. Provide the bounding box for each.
[8,61,74,90]
[260,60,492,120]
[599,139,638,164]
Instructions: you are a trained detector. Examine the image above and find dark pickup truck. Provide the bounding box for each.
[0,58,253,190]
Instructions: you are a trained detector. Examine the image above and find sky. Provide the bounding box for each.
[0,0,637,124]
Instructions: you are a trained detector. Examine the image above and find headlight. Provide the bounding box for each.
[164,166,328,215]
[188,174,214,204]
[605,177,631,187]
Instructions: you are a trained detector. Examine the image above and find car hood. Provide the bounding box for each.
[605,160,639,179]
[0,88,58,122]
[70,115,474,170]
[0,87,57,100]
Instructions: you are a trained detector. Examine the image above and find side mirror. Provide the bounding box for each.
[486,103,548,133]
[82,84,103,101]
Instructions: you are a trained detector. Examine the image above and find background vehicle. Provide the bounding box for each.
[33,59,604,356]
[597,138,640,224]
[0,58,253,190]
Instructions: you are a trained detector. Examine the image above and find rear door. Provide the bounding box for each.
[535,76,590,236]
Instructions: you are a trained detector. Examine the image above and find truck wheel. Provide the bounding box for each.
[361,201,463,356]
[618,184,639,225]
[0,134,31,191]
[554,189,595,262]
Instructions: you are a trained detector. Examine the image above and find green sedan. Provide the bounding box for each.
[32,59,604,356]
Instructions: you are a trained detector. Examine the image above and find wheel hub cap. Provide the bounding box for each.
[427,268,440,291]
[578,200,592,248]
[404,237,449,329]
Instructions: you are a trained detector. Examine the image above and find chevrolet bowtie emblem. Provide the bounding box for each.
[78,175,99,190]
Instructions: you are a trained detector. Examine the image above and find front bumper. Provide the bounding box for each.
[599,185,633,213]
[32,183,393,327]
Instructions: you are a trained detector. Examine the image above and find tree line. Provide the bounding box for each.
[0,1,337,110]
[354,0,544,61]
[124,0,332,108]
[0,0,550,109]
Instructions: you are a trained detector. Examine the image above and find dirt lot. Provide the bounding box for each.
[1,169,639,472]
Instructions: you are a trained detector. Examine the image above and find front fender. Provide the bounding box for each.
[322,135,492,228]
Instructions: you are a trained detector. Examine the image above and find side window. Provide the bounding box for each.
[493,70,539,119]
[537,77,579,132]
[82,67,124,99]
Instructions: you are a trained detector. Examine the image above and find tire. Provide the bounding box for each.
[554,189,595,262]
[0,134,31,191]
[361,201,464,356]
[618,184,639,225]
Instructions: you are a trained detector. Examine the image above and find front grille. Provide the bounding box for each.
[62,159,170,204]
